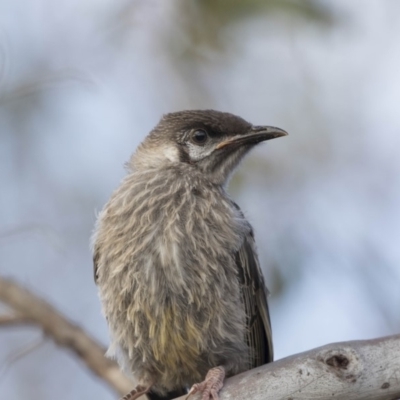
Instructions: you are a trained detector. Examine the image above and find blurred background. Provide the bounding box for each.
[1,0,400,399]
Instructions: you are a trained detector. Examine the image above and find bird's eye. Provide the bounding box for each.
[191,129,208,145]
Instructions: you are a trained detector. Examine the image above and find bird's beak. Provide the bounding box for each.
[216,126,288,150]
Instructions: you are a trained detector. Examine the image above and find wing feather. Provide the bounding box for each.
[236,232,273,367]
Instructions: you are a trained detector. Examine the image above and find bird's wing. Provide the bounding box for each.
[236,231,274,366]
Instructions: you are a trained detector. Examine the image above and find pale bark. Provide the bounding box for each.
[179,334,400,400]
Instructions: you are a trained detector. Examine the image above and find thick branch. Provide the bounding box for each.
[0,277,133,396]
[178,334,400,400]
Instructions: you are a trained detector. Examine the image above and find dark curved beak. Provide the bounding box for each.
[216,126,288,150]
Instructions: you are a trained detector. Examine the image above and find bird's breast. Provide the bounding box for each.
[95,171,250,378]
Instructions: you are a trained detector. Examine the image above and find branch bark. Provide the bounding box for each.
[178,334,400,400]
[0,277,133,397]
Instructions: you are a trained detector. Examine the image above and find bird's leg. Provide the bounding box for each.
[186,366,225,400]
[120,383,153,400]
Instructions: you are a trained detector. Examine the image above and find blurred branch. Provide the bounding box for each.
[0,313,32,326]
[0,276,133,397]
[178,334,400,400]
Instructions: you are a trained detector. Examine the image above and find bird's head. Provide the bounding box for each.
[130,110,287,185]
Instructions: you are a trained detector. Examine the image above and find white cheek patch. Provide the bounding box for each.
[163,145,180,162]
[187,143,214,161]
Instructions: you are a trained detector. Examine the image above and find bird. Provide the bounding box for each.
[92,110,287,400]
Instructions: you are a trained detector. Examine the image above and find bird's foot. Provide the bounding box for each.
[186,366,225,400]
[120,383,152,400]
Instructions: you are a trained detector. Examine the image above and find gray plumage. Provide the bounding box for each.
[92,110,287,399]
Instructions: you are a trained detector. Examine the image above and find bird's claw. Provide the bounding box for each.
[120,384,152,400]
[186,366,225,400]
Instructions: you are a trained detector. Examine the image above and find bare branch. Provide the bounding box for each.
[0,277,133,396]
[0,313,32,326]
[177,334,400,400]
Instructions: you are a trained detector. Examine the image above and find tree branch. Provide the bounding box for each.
[178,334,400,400]
[0,313,32,326]
[0,277,133,396]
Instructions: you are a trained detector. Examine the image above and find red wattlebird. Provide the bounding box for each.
[93,110,287,400]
